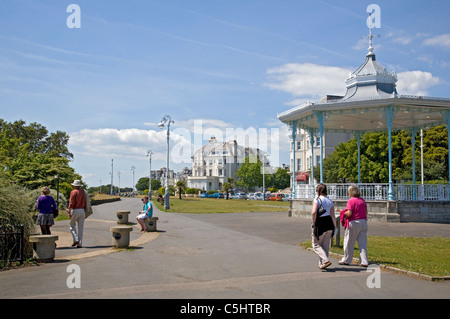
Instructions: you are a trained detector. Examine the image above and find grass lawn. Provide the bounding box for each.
[154,197,289,213]
[301,236,450,277]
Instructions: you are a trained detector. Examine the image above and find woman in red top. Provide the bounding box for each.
[339,185,369,267]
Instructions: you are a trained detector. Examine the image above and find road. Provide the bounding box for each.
[0,197,448,304]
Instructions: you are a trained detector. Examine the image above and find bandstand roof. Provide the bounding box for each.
[278,47,450,132]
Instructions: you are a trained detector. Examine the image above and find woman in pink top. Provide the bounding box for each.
[339,185,369,267]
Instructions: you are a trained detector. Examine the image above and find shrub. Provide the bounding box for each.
[0,178,34,237]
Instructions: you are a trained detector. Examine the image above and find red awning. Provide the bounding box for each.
[295,172,309,182]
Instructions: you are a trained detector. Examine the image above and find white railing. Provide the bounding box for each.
[294,183,450,201]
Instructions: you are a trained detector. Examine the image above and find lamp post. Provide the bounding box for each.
[117,171,121,196]
[146,150,153,200]
[130,165,136,197]
[54,174,60,208]
[158,114,174,210]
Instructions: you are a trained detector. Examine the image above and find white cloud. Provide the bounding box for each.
[423,34,450,49]
[396,71,440,96]
[266,63,441,100]
[265,63,350,102]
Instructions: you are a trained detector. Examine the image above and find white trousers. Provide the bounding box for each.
[70,209,85,245]
[312,229,333,267]
[341,219,368,265]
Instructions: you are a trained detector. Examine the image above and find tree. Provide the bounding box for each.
[235,156,263,190]
[176,180,186,199]
[319,126,448,183]
[0,119,82,191]
[270,167,290,190]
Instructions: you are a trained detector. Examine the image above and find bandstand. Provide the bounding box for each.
[277,33,450,223]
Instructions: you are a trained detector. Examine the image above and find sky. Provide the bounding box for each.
[1,0,449,189]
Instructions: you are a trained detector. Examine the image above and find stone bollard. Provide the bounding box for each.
[143,217,159,232]
[110,226,133,248]
[116,210,131,224]
[29,235,59,262]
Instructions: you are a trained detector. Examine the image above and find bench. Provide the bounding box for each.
[110,226,133,248]
[29,235,59,262]
[116,210,131,224]
[143,217,159,232]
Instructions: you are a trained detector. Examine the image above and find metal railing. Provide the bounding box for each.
[294,183,450,201]
[0,225,24,268]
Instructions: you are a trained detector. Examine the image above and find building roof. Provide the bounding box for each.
[278,47,450,132]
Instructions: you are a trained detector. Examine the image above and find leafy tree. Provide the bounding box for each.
[235,155,263,190]
[269,167,290,190]
[319,126,448,183]
[0,119,82,191]
[176,180,186,199]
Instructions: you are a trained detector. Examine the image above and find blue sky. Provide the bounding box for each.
[1,0,449,188]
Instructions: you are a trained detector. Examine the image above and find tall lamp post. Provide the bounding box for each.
[117,171,121,196]
[130,165,136,197]
[146,150,153,200]
[158,114,174,210]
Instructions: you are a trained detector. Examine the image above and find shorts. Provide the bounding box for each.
[137,212,147,220]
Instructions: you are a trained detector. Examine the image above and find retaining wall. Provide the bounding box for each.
[289,199,450,223]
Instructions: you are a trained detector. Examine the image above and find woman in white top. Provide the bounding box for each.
[311,184,337,270]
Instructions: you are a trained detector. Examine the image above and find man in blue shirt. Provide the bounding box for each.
[137,196,153,231]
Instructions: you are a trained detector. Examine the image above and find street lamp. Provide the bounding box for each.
[146,150,153,200]
[158,114,174,210]
[117,171,121,196]
[130,165,136,197]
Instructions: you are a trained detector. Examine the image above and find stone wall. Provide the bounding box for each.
[289,199,450,223]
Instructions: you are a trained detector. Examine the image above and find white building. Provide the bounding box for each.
[187,137,268,192]
[290,96,353,184]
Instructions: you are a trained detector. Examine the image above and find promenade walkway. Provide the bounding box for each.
[0,197,448,300]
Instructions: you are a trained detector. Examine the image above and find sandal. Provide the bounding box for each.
[320,261,332,269]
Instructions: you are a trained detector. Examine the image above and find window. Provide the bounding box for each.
[297,159,301,171]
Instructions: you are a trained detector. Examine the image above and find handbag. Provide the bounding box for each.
[316,198,327,217]
[52,207,59,218]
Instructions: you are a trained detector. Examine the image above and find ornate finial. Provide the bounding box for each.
[367,13,374,56]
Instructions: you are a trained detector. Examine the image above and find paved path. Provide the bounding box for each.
[0,198,449,301]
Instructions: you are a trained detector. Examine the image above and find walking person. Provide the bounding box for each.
[35,186,57,235]
[311,184,337,270]
[339,185,369,267]
[67,180,87,248]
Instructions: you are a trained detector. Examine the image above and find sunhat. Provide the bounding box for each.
[71,180,82,187]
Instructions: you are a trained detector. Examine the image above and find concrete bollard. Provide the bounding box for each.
[29,235,59,262]
[116,210,131,224]
[143,217,159,232]
[110,226,133,248]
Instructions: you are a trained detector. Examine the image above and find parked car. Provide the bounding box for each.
[209,192,224,198]
[233,192,247,199]
[247,193,262,200]
[282,193,293,201]
[269,193,285,201]
[255,193,264,200]
[200,192,209,198]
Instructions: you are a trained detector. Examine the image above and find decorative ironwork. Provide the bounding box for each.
[294,183,449,201]
[0,225,24,268]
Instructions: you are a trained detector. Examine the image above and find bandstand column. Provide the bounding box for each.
[290,121,297,198]
[387,105,394,200]
[446,112,450,200]
[410,127,418,200]
[308,128,315,197]
[355,131,362,184]
[316,112,324,183]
